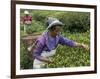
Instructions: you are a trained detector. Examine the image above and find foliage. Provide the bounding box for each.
[20,42,33,69]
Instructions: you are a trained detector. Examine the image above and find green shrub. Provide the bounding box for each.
[57,12,90,33]
[20,42,33,69]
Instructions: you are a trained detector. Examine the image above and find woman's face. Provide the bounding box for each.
[52,26,61,37]
[25,14,29,17]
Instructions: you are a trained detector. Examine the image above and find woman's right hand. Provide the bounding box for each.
[37,56,53,63]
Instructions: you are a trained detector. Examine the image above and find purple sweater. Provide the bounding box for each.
[33,32,76,60]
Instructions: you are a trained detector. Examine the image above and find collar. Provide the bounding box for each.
[43,31,59,50]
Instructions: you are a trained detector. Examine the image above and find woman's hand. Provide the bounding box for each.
[75,42,89,50]
[81,43,89,50]
[37,56,54,63]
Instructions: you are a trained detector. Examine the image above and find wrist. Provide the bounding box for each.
[75,42,81,47]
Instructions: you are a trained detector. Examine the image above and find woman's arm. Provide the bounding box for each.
[74,42,89,50]
[59,35,76,47]
[59,35,89,50]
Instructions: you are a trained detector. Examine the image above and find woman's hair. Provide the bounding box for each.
[48,25,56,31]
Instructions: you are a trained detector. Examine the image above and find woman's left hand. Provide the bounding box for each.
[81,43,89,50]
[75,42,89,50]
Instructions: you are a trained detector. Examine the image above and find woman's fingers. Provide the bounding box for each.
[82,44,89,50]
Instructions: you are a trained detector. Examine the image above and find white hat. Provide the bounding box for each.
[24,10,29,14]
[46,17,64,30]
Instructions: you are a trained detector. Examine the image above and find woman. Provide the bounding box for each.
[31,17,88,68]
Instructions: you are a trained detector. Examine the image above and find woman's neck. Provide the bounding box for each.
[48,31,56,38]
